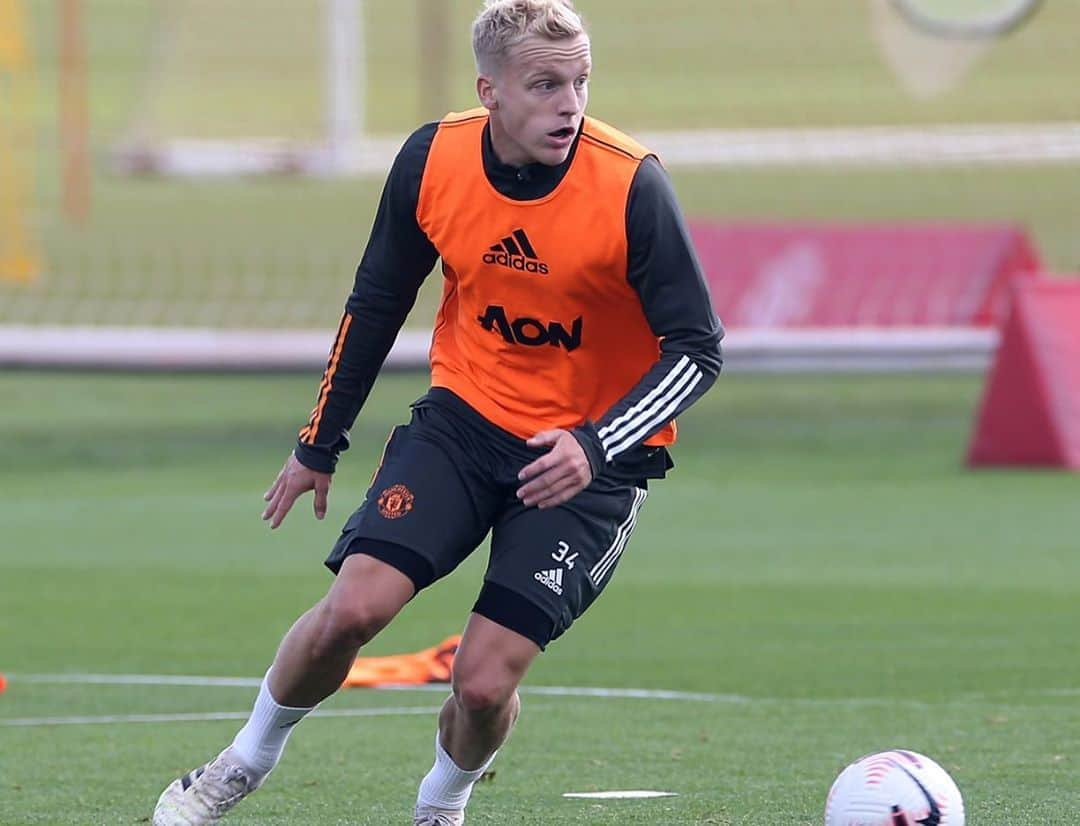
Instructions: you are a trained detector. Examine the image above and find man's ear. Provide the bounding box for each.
[477,74,498,111]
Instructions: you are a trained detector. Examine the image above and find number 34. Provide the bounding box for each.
[552,541,579,569]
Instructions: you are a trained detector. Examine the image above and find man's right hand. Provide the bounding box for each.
[262,452,332,529]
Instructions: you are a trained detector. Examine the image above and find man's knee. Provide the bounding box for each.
[452,667,520,716]
[313,593,389,652]
[450,614,538,716]
[312,554,415,655]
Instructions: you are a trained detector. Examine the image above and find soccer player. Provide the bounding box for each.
[152,1,722,823]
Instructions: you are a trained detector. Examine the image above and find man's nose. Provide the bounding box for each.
[557,84,581,116]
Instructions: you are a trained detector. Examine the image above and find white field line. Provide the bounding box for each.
[118,123,1080,176]
[0,706,442,728]
[10,672,1076,712]
[10,672,724,702]
[564,791,678,799]
[15,673,265,688]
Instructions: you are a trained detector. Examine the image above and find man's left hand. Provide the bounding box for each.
[517,429,593,509]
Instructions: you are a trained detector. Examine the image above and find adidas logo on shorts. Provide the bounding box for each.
[534,567,564,595]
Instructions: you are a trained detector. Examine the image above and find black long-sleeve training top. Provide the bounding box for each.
[294,119,723,481]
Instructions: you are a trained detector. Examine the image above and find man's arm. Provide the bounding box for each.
[572,156,723,474]
[262,123,440,529]
[518,157,722,508]
[293,123,440,474]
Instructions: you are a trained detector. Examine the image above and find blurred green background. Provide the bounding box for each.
[3,0,1079,328]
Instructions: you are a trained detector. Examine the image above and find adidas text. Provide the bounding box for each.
[484,228,550,275]
[482,251,550,274]
[534,568,564,595]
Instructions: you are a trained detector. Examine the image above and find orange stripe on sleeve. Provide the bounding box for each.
[300,313,354,445]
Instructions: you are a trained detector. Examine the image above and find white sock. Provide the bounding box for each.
[416,732,497,811]
[230,672,314,778]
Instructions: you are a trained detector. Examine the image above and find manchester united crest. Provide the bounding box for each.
[377,484,414,519]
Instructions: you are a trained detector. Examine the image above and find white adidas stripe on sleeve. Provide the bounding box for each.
[598,355,692,444]
[601,362,702,460]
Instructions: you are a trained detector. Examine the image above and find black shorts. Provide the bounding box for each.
[325,388,652,649]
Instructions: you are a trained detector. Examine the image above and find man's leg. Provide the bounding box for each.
[271,552,417,705]
[154,551,415,826]
[415,613,540,821]
[413,477,650,823]
[230,552,417,771]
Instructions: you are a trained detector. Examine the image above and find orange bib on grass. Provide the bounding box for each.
[342,635,461,688]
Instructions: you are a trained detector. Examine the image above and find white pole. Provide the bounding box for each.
[325,0,362,170]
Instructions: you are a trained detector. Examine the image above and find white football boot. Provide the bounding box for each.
[413,804,466,825]
[153,746,263,825]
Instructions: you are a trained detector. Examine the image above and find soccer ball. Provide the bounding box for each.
[824,749,964,825]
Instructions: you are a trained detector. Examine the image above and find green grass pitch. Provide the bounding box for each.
[2,370,1079,824]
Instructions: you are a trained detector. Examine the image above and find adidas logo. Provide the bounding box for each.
[483,229,550,275]
[534,567,564,595]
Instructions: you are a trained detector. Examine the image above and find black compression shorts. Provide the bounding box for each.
[324,389,650,649]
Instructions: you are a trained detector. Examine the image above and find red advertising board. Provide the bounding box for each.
[689,222,1039,328]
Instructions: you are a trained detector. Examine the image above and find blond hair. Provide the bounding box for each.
[472,0,587,74]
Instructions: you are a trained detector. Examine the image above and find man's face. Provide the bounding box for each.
[478,33,591,167]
